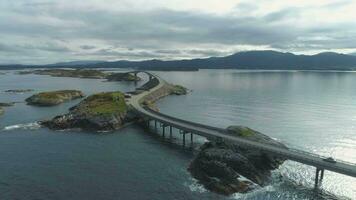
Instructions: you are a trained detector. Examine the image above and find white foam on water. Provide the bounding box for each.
[3,122,41,131]
[186,178,207,193]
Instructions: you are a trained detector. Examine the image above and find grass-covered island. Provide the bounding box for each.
[26,90,84,106]
[41,91,131,131]
[20,69,142,82]
[0,107,4,116]
[106,72,141,81]
[20,69,107,79]
[188,126,286,195]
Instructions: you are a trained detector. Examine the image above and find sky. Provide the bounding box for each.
[1,0,356,64]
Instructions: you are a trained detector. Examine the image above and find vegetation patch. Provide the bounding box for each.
[41,91,129,131]
[26,90,84,106]
[20,69,107,79]
[170,84,188,95]
[106,72,141,81]
[75,92,127,115]
[227,126,256,137]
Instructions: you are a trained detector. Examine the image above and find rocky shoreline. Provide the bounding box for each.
[188,126,286,195]
[26,90,84,106]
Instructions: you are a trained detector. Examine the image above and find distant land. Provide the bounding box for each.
[2,50,356,71]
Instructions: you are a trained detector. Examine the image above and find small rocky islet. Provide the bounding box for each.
[26,90,85,106]
[0,102,15,116]
[188,126,286,195]
[41,91,130,131]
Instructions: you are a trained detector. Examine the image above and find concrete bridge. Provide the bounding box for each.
[126,71,356,190]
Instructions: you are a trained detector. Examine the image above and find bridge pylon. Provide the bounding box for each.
[314,168,325,189]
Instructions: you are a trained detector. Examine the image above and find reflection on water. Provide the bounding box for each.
[0,69,355,200]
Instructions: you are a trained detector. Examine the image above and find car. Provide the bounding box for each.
[124,93,132,98]
[323,157,337,163]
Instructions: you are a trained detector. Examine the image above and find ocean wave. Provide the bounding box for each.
[186,178,207,193]
[2,122,41,131]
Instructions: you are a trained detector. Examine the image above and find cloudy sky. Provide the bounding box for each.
[1,0,356,64]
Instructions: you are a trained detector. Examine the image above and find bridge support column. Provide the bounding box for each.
[190,133,193,145]
[314,168,325,189]
[180,130,188,147]
[154,121,157,133]
[162,125,166,138]
[169,126,173,139]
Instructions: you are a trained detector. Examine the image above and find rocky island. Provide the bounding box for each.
[26,90,84,106]
[41,91,130,131]
[20,69,107,79]
[0,102,14,116]
[106,72,141,81]
[19,69,142,82]
[188,126,286,195]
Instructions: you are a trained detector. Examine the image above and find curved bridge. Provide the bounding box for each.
[127,71,356,189]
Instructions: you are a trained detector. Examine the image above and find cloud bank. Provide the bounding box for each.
[0,0,356,64]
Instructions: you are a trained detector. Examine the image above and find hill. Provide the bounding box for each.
[2,51,356,70]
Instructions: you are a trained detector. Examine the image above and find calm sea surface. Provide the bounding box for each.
[0,69,355,200]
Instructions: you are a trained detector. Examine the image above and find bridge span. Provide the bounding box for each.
[127,71,356,189]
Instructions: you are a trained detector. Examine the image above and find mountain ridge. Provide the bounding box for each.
[2,50,356,70]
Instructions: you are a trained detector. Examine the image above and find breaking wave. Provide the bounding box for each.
[2,122,41,131]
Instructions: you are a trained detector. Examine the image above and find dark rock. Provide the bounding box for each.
[188,126,287,195]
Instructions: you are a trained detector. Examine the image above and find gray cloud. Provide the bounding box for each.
[0,1,355,64]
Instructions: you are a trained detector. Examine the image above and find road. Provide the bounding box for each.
[127,71,356,178]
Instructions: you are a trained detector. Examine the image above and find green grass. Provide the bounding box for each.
[227,126,256,137]
[37,90,81,99]
[82,92,127,115]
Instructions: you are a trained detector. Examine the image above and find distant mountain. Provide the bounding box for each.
[86,51,356,70]
[2,51,356,70]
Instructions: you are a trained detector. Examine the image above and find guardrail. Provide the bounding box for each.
[133,71,356,175]
[143,107,356,170]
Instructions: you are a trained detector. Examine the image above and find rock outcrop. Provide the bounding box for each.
[188,126,286,195]
[41,91,130,131]
[0,102,15,107]
[106,72,141,81]
[26,90,84,106]
[0,102,14,116]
